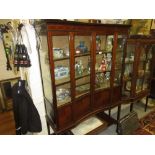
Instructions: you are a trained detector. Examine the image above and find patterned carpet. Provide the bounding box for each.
[134,109,155,135]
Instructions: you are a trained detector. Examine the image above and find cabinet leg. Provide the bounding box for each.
[130,103,133,112]
[108,109,111,116]
[46,121,50,135]
[116,105,121,133]
[145,96,149,112]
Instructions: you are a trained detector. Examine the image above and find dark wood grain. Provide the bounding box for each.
[0,111,15,135]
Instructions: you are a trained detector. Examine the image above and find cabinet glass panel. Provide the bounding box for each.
[143,77,150,90]
[136,78,143,93]
[74,35,91,98]
[114,35,126,86]
[53,36,70,83]
[56,83,71,107]
[95,35,113,90]
[137,46,146,84]
[123,44,135,97]
[53,35,71,106]
[39,35,53,103]
[143,45,153,90]
[75,76,90,98]
[153,45,155,78]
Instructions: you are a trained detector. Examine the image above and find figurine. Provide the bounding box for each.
[96,36,101,50]
[76,41,88,54]
[75,60,84,76]
[87,58,91,73]
[99,55,107,72]
[106,38,113,52]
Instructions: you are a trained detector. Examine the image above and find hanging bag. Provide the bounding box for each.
[14,24,31,71]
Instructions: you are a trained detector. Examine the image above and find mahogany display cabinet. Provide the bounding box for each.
[37,20,130,134]
[122,36,155,111]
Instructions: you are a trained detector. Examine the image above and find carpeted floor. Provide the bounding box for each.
[134,109,155,135]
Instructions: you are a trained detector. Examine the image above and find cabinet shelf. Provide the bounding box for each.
[55,80,71,87]
[123,77,132,82]
[54,57,70,61]
[96,50,112,55]
[75,73,90,80]
[125,61,134,64]
[75,52,90,57]
[76,82,90,88]
[57,99,71,107]
[95,70,111,74]
[55,77,70,86]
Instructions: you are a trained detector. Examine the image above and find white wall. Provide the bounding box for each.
[0,39,20,80]
[20,24,48,135]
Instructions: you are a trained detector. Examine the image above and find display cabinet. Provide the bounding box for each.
[122,36,155,111]
[37,20,130,134]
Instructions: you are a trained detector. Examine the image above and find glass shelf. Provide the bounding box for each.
[54,56,70,61]
[96,50,112,55]
[75,72,90,80]
[55,79,70,86]
[75,52,90,57]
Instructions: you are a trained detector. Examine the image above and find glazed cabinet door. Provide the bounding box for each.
[73,34,92,120]
[93,34,113,109]
[143,44,154,90]
[123,43,136,98]
[136,44,148,94]
[112,35,126,103]
[49,33,73,129]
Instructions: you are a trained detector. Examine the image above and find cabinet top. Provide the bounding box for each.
[36,20,131,35]
[44,19,131,28]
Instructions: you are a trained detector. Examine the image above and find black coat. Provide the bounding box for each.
[12,80,42,135]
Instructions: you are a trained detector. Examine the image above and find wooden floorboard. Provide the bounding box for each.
[0,111,16,135]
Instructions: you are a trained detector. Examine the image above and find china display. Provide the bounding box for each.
[38,20,130,134]
[122,36,155,111]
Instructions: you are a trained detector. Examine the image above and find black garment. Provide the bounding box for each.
[12,80,42,135]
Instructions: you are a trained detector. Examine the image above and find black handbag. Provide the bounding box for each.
[14,44,31,71]
[117,111,140,135]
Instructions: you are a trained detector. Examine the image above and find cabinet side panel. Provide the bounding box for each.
[44,99,56,125]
